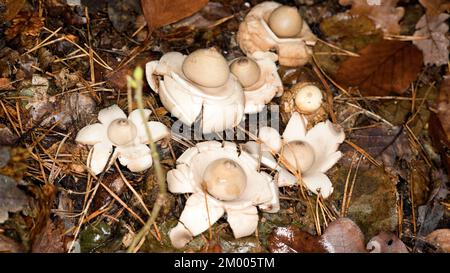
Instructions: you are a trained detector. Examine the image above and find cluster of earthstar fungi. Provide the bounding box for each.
[75,1,345,249]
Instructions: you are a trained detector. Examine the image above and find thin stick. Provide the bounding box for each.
[126,67,167,253]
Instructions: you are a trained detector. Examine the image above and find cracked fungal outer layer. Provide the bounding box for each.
[167,141,279,248]
[229,51,283,114]
[145,48,245,134]
[236,1,317,67]
[280,82,329,127]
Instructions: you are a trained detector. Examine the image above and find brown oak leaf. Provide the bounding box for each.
[339,0,405,34]
[335,40,423,96]
[413,13,449,66]
[140,0,208,31]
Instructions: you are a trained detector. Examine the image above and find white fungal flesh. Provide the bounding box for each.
[281,141,315,172]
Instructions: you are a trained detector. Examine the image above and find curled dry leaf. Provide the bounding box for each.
[140,0,208,31]
[320,218,366,253]
[425,229,450,253]
[338,0,405,34]
[413,13,449,66]
[0,174,29,224]
[268,226,326,253]
[335,40,423,96]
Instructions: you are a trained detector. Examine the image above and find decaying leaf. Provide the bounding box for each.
[0,174,29,224]
[345,124,412,167]
[366,232,409,253]
[0,0,26,21]
[425,229,450,253]
[0,234,26,253]
[320,218,366,253]
[31,218,66,253]
[314,13,382,76]
[172,2,232,30]
[140,0,208,31]
[107,0,142,33]
[419,0,450,17]
[413,14,449,66]
[268,226,326,253]
[5,12,44,48]
[429,74,450,171]
[0,126,18,146]
[335,40,423,96]
[338,0,405,34]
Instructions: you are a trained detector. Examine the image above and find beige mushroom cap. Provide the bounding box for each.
[107,118,137,146]
[230,57,261,88]
[182,48,230,88]
[281,141,315,173]
[268,6,303,38]
[203,158,247,201]
[294,84,323,114]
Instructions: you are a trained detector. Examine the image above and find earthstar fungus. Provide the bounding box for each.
[246,112,345,198]
[145,48,245,133]
[236,1,317,67]
[167,141,279,248]
[75,104,170,174]
[229,51,283,114]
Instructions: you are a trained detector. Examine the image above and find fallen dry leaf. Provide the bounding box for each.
[419,0,450,17]
[338,0,405,34]
[366,232,408,253]
[345,125,412,167]
[31,218,66,253]
[5,12,45,48]
[429,73,450,171]
[140,0,208,31]
[0,174,29,224]
[425,229,450,253]
[0,0,26,21]
[172,2,232,30]
[320,218,366,253]
[335,40,423,96]
[413,13,449,66]
[268,226,326,253]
